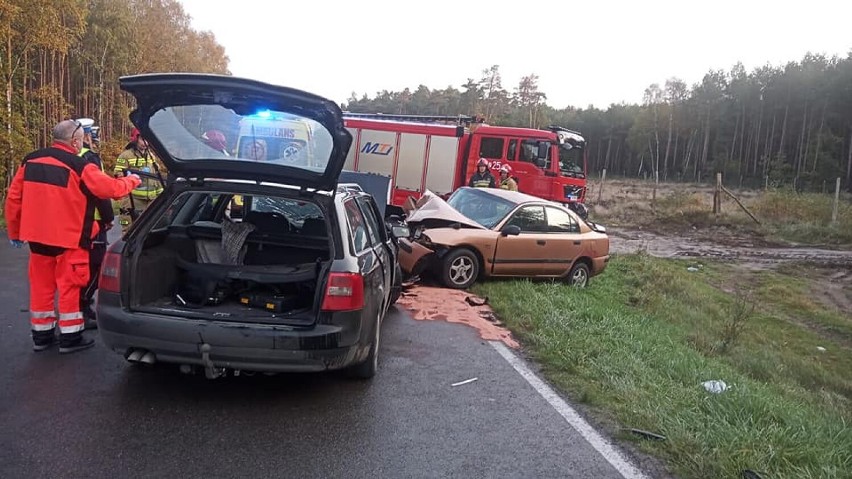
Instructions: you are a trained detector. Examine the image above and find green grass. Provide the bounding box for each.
[474,255,852,479]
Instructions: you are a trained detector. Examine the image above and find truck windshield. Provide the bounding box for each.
[558,143,585,178]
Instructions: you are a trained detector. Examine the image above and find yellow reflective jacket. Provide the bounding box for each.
[115,148,164,200]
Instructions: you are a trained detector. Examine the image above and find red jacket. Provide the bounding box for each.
[5,142,141,249]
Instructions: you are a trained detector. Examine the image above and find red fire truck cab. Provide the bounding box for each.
[342,113,588,216]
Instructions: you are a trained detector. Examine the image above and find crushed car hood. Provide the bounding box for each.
[405,191,486,230]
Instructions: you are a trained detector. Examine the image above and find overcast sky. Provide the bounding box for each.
[178,0,851,110]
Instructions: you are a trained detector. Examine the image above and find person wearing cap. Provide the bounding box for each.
[468,157,496,188]
[76,118,115,329]
[114,128,163,232]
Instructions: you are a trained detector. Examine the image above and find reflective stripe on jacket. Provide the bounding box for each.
[115,149,163,200]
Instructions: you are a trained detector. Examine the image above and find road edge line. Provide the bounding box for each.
[490,341,649,479]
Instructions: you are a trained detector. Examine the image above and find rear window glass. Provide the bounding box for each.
[151,191,324,236]
[147,105,334,173]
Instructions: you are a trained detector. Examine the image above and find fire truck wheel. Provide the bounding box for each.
[441,248,479,289]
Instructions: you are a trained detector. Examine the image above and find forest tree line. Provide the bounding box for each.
[345,55,852,192]
[0,0,229,199]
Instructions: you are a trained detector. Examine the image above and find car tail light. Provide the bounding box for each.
[100,251,122,293]
[321,272,364,311]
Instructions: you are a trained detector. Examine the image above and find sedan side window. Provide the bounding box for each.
[505,206,546,232]
[545,206,580,233]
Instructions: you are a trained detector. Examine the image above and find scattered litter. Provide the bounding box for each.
[451,377,478,387]
[687,266,700,272]
[625,428,666,441]
[478,311,501,325]
[465,296,489,307]
[702,380,729,394]
[816,346,827,352]
[741,470,765,479]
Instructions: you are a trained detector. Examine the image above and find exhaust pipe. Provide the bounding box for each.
[126,349,144,362]
[125,348,157,364]
[140,351,156,364]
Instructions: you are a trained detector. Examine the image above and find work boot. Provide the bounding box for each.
[32,329,57,352]
[59,333,96,355]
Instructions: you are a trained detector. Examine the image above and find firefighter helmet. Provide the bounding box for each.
[499,164,512,175]
[476,158,490,168]
[201,129,227,151]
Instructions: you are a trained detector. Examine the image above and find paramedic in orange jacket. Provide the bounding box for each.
[4,120,141,354]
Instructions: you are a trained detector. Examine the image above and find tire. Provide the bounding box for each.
[567,262,590,288]
[441,248,479,289]
[347,312,382,380]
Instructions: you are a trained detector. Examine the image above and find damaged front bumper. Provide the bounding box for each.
[397,238,438,278]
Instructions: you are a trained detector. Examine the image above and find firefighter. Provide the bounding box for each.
[5,120,141,353]
[498,164,518,191]
[202,129,229,156]
[114,128,163,232]
[468,158,496,188]
[76,118,115,330]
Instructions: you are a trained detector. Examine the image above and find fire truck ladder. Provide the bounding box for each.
[342,112,485,126]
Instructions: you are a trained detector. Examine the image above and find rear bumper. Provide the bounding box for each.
[591,255,609,276]
[97,293,369,373]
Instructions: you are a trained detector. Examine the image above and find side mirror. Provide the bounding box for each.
[500,224,521,236]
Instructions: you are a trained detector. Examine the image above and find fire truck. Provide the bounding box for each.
[341,113,588,216]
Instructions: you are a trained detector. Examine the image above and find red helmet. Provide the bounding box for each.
[499,164,512,175]
[202,129,227,151]
[477,158,490,168]
[130,127,141,142]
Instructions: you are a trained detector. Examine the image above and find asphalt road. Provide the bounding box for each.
[0,240,635,478]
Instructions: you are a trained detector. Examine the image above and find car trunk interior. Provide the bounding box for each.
[128,190,333,324]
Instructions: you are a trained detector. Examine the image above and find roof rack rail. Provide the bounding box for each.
[342,112,485,126]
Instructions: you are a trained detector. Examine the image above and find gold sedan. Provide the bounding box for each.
[398,187,610,289]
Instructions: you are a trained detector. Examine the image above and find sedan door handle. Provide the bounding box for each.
[536,240,546,245]
[573,241,581,245]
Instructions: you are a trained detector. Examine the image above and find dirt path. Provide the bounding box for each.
[609,227,852,268]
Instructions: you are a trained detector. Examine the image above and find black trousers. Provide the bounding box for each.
[80,232,108,317]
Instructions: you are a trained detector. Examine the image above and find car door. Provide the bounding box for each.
[491,205,553,276]
[543,206,583,275]
[343,198,385,323]
[356,195,393,311]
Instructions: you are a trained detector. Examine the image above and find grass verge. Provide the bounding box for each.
[474,255,852,478]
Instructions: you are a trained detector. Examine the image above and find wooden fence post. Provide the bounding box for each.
[833,177,841,224]
[597,168,606,204]
[713,172,722,215]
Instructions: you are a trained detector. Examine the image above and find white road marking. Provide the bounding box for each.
[451,377,479,387]
[490,341,649,479]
